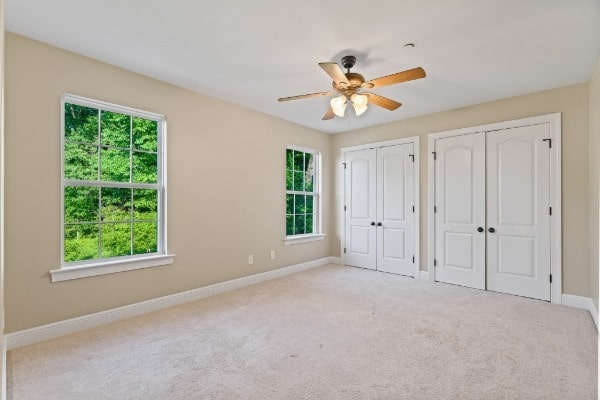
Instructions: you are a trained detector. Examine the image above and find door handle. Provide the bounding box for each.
[377,222,382,227]
[477,227,484,233]
[370,221,376,226]
[488,227,496,233]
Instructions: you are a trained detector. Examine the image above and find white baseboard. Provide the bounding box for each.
[5,256,337,350]
[1,339,5,400]
[418,271,430,281]
[591,300,599,330]
[562,294,598,330]
[330,257,343,265]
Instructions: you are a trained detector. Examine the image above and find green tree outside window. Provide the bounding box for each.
[286,148,318,236]
[63,100,163,263]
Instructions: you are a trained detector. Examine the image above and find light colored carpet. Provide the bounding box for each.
[7,265,598,399]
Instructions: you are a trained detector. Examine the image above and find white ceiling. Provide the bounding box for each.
[6,0,600,134]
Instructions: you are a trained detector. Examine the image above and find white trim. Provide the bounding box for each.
[427,133,436,282]
[329,257,343,265]
[591,299,599,330]
[283,233,325,245]
[561,294,592,309]
[50,254,175,282]
[413,137,421,278]
[427,113,562,302]
[340,137,420,153]
[1,339,5,400]
[561,294,598,330]
[339,136,420,274]
[548,114,562,304]
[286,144,319,154]
[339,157,346,264]
[286,146,322,237]
[62,94,164,121]
[7,257,336,350]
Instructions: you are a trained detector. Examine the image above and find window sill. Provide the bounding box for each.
[283,234,326,246]
[50,254,175,282]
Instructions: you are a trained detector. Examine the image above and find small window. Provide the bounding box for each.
[62,95,166,266]
[286,147,320,237]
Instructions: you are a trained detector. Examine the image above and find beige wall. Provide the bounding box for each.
[590,56,600,312]
[4,32,596,333]
[331,83,590,297]
[4,33,332,333]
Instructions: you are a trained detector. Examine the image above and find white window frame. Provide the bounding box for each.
[50,94,174,282]
[284,145,325,245]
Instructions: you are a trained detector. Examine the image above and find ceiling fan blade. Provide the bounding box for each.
[363,67,426,89]
[278,91,334,102]
[319,62,350,85]
[365,93,402,110]
[322,107,335,120]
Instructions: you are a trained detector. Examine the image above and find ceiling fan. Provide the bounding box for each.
[278,55,426,120]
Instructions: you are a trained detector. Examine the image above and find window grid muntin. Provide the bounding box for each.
[64,140,158,155]
[62,94,165,266]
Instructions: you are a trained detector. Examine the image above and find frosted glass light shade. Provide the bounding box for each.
[330,95,348,117]
[351,94,368,116]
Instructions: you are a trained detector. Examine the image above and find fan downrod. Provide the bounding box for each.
[341,55,356,72]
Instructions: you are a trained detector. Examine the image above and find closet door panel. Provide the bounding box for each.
[434,133,486,289]
[486,124,551,300]
[376,144,415,276]
[345,149,377,269]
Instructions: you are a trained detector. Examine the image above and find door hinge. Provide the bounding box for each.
[409,154,415,162]
[549,274,552,283]
[434,259,437,267]
[343,162,347,169]
[412,205,415,213]
[434,206,437,213]
[543,138,552,148]
[549,206,552,215]
[432,151,437,160]
[344,205,347,211]
[412,255,415,264]
[343,247,346,254]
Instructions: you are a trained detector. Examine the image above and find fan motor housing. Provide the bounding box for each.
[345,72,365,87]
[333,72,365,95]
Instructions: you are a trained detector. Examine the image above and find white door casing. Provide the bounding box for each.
[434,133,486,289]
[486,124,551,300]
[344,148,377,270]
[376,144,415,276]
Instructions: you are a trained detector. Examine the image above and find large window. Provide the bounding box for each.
[286,147,320,238]
[61,95,166,268]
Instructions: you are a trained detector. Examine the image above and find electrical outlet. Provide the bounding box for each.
[270,250,276,260]
[248,255,254,265]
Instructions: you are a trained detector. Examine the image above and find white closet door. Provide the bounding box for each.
[486,124,551,300]
[376,144,415,276]
[434,133,486,289]
[345,149,377,270]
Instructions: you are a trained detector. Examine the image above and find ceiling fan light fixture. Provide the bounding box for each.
[278,56,425,120]
[330,95,348,117]
[350,93,368,116]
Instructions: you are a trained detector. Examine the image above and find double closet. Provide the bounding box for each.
[342,114,560,302]
[343,139,418,278]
